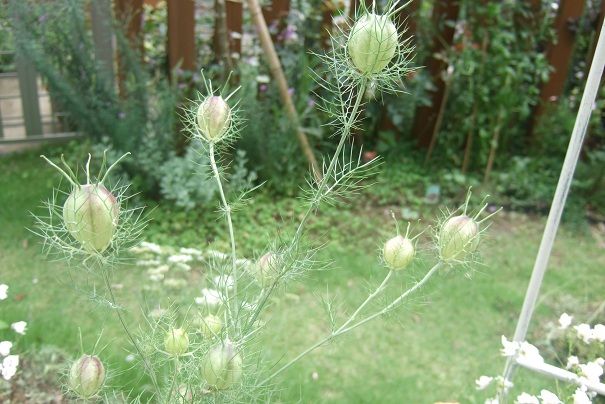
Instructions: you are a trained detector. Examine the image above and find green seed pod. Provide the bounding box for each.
[383,235,415,270]
[202,341,242,390]
[348,13,398,74]
[63,184,119,253]
[196,96,231,142]
[68,355,105,399]
[251,252,280,286]
[439,215,480,261]
[200,314,223,339]
[164,328,189,356]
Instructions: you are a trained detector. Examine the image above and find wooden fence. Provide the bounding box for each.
[1,0,604,148]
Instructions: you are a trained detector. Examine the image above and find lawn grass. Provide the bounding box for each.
[0,145,603,403]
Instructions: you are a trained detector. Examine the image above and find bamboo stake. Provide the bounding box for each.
[246,0,322,180]
[500,18,605,397]
[424,64,454,164]
[483,107,504,183]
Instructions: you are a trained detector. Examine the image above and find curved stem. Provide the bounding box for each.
[292,79,368,244]
[335,270,393,334]
[101,269,161,398]
[244,80,368,333]
[260,262,442,385]
[209,143,239,333]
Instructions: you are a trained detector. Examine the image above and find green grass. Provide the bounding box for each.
[0,145,603,403]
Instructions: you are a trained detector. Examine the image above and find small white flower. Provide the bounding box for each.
[538,389,562,404]
[593,324,605,342]
[179,247,202,256]
[594,357,604,367]
[475,375,494,390]
[0,284,8,300]
[485,398,499,404]
[1,355,19,380]
[149,273,164,282]
[558,313,573,329]
[213,275,234,290]
[572,388,592,404]
[174,262,191,272]
[515,392,539,404]
[518,342,543,364]
[579,361,603,384]
[0,341,12,356]
[256,74,270,84]
[501,335,520,357]
[567,355,580,369]
[140,241,162,254]
[574,323,594,344]
[168,254,193,264]
[195,288,222,307]
[206,250,228,260]
[125,354,135,363]
[11,321,27,335]
[136,259,161,267]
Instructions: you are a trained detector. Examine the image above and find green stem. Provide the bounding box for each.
[209,143,239,332]
[335,270,393,334]
[260,262,442,385]
[292,79,368,244]
[101,269,161,398]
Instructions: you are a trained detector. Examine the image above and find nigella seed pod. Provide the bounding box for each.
[251,252,280,286]
[383,235,415,270]
[68,355,105,399]
[348,13,398,74]
[439,215,480,261]
[200,314,223,339]
[196,96,231,142]
[164,328,189,356]
[202,340,242,390]
[63,184,119,253]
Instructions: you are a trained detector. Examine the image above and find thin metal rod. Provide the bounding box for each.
[516,357,605,396]
[501,18,605,387]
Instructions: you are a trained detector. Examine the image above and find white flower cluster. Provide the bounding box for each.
[0,283,28,381]
[478,313,605,404]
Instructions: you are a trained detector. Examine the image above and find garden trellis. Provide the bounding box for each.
[499,17,605,400]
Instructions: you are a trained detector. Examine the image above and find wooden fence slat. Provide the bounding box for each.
[532,0,585,124]
[91,0,115,88]
[411,0,460,148]
[226,0,243,56]
[167,0,196,73]
[15,51,42,136]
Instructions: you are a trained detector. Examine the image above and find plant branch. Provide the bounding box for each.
[209,143,239,332]
[260,261,442,385]
[101,268,161,398]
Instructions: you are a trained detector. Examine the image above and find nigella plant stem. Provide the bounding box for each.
[245,79,369,332]
[101,268,161,398]
[209,143,239,332]
[292,78,368,244]
[260,262,442,386]
[335,270,394,334]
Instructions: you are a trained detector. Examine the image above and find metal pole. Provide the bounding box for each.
[501,18,605,390]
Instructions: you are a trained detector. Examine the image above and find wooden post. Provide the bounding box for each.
[114,0,144,96]
[15,52,42,137]
[167,0,196,74]
[226,0,243,56]
[532,0,585,124]
[411,0,460,148]
[91,0,115,88]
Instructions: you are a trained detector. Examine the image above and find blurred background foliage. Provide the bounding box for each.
[3,0,605,223]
